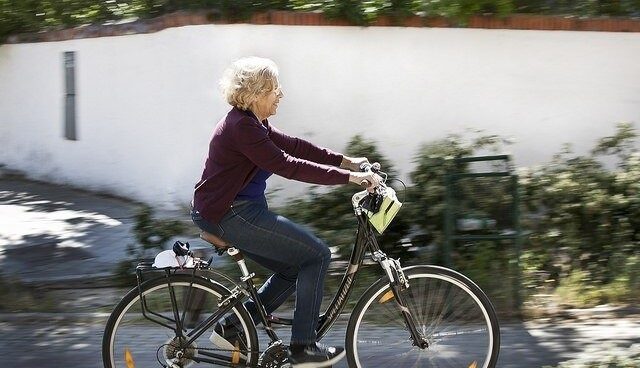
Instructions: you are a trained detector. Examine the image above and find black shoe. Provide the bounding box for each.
[210,322,247,361]
[288,343,346,368]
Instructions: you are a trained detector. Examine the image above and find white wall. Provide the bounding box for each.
[1,25,639,210]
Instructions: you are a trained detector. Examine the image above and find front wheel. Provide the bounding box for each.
[346,265,500,368]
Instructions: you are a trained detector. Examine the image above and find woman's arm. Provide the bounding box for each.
[268,125,344,167]
[269,125,371,172]
[244,121,379,188]
[234,118,350,185]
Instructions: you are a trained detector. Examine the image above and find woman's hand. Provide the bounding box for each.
[341,156,370,172]
[349,172,382,191]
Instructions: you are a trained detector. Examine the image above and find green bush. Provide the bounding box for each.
[3,1,639,42]
[279,123,640,311]
[113,206,188,286]
[407,131,512,264]
[515,0,640,17]
[0,275,56,312]
[520,123,639,303]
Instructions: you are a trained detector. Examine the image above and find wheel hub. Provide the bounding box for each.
[164,336,197,367]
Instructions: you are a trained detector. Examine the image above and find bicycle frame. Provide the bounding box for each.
[315,214,426,347]
[133,212,426,367]
[315,214,382,338]
[237,212,425,347]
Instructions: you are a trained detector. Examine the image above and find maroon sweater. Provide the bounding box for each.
[194,107,351,223]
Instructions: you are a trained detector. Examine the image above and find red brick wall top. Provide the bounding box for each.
[5,10,640,44]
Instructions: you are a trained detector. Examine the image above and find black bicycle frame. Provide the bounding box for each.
[261,213,407,340]
[315,214,374,338]
[134,212,424,367]
[315,213,426,347]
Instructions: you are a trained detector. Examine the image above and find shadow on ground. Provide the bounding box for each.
[0,178,141,283]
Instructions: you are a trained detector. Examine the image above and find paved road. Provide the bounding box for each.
[2,308,639,368]
[0,178,143,284]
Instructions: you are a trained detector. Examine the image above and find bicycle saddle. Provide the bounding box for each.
[200,231,230,250]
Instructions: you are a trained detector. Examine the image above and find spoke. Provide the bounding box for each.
[354,272,495,368]
[425,279,451,334]
[427,282,478,336]
[437,292,485,336]
[404,282,424,329]
[432,327,489,337]
[422,277,434,330]
[415,278,426,328]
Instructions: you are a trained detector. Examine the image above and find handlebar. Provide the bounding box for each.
[360,162,381,173]
[358,162,385,189]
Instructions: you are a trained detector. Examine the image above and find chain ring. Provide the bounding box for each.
[258,340,291,368]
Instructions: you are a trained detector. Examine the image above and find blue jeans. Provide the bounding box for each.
[191,198,331,345]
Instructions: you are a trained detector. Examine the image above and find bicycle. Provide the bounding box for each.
[102,164,500,368]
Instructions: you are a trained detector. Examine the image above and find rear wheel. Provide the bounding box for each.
[346,265,500,368]
[102,274,259,367]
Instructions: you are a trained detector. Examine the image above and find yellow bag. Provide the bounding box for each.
[363,187,402,234]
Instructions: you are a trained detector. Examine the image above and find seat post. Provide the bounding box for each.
[227,247,252,279]
[227,247,281,342]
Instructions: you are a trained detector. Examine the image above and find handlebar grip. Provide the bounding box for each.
[360,180,371,188]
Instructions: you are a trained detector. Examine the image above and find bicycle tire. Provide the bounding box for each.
[102,274,259,368]
[346,265,500,368]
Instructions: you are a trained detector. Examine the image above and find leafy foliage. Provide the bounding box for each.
[281,123,640,310]
[417,0,514,24]
[520,123,639,295]
[406,132,519,310]
[514,0,640,16]
[3,1,639,41]
[0,274,56,312]
[521,124,639,307]
[134,206,187,250]
[407,132,513,263]
[114,206,188,286]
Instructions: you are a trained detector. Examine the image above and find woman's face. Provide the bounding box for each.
[253,82,283,120]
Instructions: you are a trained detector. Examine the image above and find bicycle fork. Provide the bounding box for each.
[374,251,429,349]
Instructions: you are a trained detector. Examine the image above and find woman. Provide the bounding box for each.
[191,57,380,367]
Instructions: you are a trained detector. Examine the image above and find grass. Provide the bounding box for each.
[555,270,640,308]
[0,275,57,312]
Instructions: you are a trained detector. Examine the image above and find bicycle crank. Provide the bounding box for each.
[258,340,291,368]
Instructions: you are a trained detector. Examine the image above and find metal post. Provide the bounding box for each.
[443,172,453,267]
[442,155,523,312]
[512,174,522,310]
